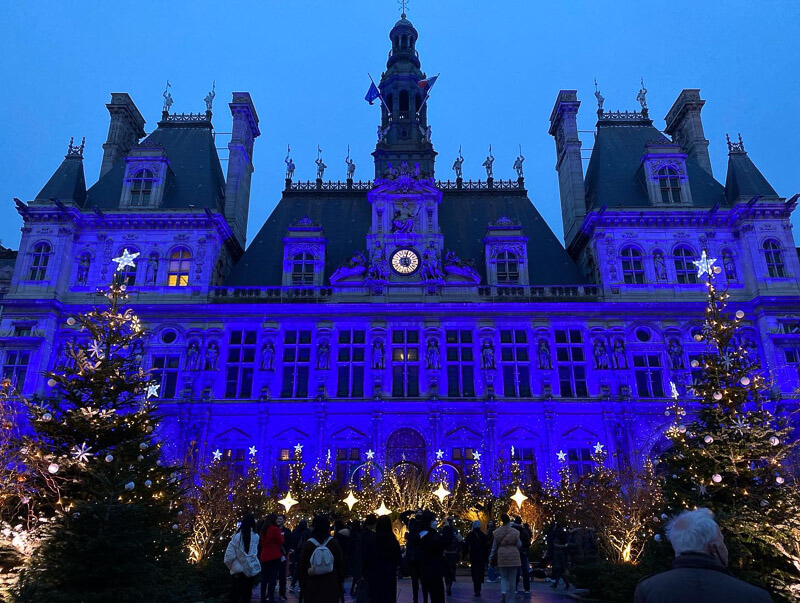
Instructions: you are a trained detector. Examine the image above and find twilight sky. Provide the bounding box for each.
[1,0,798,250]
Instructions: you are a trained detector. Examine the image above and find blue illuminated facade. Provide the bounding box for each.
[3,16,799,490]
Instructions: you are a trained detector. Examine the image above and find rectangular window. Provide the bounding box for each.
[13,326,33,337]
[152,354,180,399]
[335,447,361,484]
[567,447,593,480]
[500,329,531,397]
[224,330,256,399]
[337,330,365,398]
[223,448,247,478]
[281,330,311,398]
[446,330,474,397]
[633,353,665,398]
[2,350,30,389]
[392,329,419,397]
[555,329,587,397]
[451,447,476,480]
[510,446,538,483]
[276,448,292,490]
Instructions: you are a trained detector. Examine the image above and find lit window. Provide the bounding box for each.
[151,355,180,399]
[500,329,531,398]
[633,353,665,398]
[620,246,645,284]
[29,242,51,281]
[496,251,519,284]
[291,252,316,285]
[392,329,419,397]
[337,330,365,398]
[167,247,191,287]
[276,449,292,490]
[130,169,154,206]
[555,329,587,398]
[446,330,474,397]
[656,167,682,204]
[673,246,697,284]
[224,330,256,399]
[281,330,311,398]
[764,240,786,278]
[2,350,30,389]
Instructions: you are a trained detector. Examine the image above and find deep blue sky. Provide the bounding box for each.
[2,0,798,249]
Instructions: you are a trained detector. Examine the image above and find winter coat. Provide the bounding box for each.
[298,531,346,603]
[464,528,489,565]
[334,528,351,568]
[634,552,772,603]
[490,523,521,568]
[364,532,402,602]
[414,529,446,579]
[224,530,260,575]
[259,525,285,562]
[348,529,363,580]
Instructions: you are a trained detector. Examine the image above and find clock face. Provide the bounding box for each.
[391,248,420,275]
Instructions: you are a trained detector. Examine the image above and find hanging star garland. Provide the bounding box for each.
[692,250,717,279]
[112,248,140,272]
[71,442,93,463]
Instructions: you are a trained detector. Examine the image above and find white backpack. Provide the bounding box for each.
[308,537,334,575]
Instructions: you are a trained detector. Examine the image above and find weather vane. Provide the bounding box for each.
[399,0,408,17]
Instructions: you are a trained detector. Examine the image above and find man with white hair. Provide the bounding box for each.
[634,508,771,602]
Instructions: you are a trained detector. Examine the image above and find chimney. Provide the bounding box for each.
[548,90,585,248]
[664,89,712,176]
[100,93,146,178]
[224,92,260,249]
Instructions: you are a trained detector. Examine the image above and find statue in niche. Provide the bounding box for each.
[76,254,90,285]
[317,338,330,370]
[593,339,609,369]
[372,338,385,370]
[723,252,736,281]
[261,340,275,371]
[537,339,552,370]
[613,339,627,369]
[481,338,495,370]
[653,252,667,281]
[145,254,159,285]
[131,340,144,367]
[391,201,421,233]
[513,153,525,179]
[668,338,684,369]
[204,341,219,371]
[426,338,440,370]
[452,148,464,179]
[185,341,200,371]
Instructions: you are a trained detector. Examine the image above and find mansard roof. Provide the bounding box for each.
[226,185,584,287]
[35,154,87,206]
[725,149,779,202]
[85,120,225,211]
[584,122,727,210]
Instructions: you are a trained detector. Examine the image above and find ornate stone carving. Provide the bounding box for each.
[425,338,440,370]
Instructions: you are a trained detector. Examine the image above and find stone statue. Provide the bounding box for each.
[261,340,275,371]
[482,148,494,179]
[372,338,385,369]
[204,81,215,112]
[131,340,144,367]
[481,339,495,370]
[452,151,464,179]
[391,201,420,233]
[668,338,684,369]
[653,252,667,281]
[723,252,736,281]
[425,125,432,142]
[537,339,551,370]
[636,78,648,111]
[346,156,356,180]
[76,254,90,285]
[315,156,327,180]
[420,243,443,282]
[594,78,604,112]
[204,341,219,371]
[285,148,296,180]
[593,339,609,369]
[513,154,525,179]
[613,339,626,369]
[162,81,173,112]
[317,338,330,370]
[367,258,390,281]
[425,338,440,370]
[145,254,159,285]
[185,341,199,371]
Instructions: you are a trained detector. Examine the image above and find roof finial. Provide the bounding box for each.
[162,79,173,113]
[594,78,605,114]
[726,132,746,154]
[66,136,86,158]
[398,0,408,18]
[204,81,216,113]
[636,77,648,112]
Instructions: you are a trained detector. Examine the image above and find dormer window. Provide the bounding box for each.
[282,218,327,287]
[291,252,316,285]
[130,170,154,206]
[29,242,51,281]
[657,167,682,204]
[641,142,692,206]
[764,239,786,277]
[496,251,519,284]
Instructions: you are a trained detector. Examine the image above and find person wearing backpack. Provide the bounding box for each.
[297,514,345,603]
[363,515,402,602]
[259,514,285,603]
[224,513,261,603]
[439,517,462,596]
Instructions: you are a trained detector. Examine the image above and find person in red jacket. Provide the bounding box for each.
[259,514,285,603]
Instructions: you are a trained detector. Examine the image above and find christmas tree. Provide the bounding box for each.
[463,451,491,516]
[13,250,196,601]
[305,449,341,516]
[237,447,270,520]
[658,255,800,600]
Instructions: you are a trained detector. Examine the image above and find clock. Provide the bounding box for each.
[390,248,420,275]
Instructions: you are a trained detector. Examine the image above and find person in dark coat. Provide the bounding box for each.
[276,515,292,600]
[634,508,771,603]
[297,515,346,603]
[439,517,462,596]
[550,528,570,589]
[363,515,402,602]
[290,519,311,593]
[464,520,489,596]
[405,517,428,603]
[347,520,363,597]
[414,510,446,603]
[333,519,350,603]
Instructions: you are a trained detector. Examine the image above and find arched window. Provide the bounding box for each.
[764,240,786,277]
[291,252,316,285]
[116,247,138,285]
[673,245,697,284]
[130,169,155,206]
[29,242,51,281]
[721,248,737,281]
[657,167,682,204]
[399,90,409,118]
[167,247,191,287]
[620,246,645,284]
[496,251,519,284]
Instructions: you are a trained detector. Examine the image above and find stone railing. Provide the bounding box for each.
[288,180,374,192]
[477,284,601,301]
[436,178,524,190]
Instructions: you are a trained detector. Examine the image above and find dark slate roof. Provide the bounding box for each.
[584,123,727,210]
[35,155,87,206]
[725,151,779,202]
[85,123,225,211]
[226,187,584,286]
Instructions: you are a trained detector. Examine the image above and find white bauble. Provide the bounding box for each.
[712,474,722,483]
[769,436,780,446]
[42,413,52,422]
[48,463,59,474]
[735,310,745,319]
[105,454,114,463]
[740,377,751,386]
[66,317,76,326]
[145,480,152,488]
[704,435,714,444]
[654,534,662,542]
[139,442,148,450]
[47,379,57,387]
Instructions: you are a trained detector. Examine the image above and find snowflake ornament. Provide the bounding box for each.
[732,415,748,436]
[112,248,140,272]
[88,340,105,360]
[71,442,93,463]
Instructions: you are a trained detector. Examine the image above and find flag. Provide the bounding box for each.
[417,75,439,94]
[365,82,380,105]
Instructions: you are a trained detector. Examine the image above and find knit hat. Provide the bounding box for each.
[472,520,482,529]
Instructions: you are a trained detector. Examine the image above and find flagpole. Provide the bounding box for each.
[368,73,391,116]
[416,72,440,116]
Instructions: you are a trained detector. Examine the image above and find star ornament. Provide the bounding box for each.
[557,450,567,462]
[145,382,160,399]
[593,442,605,454]
[294,443,304,454]
[472,451,482,461]
[365,449,375,460]
[248,445,258,457]
[71,442,93,463]
[435,449,444,460]
[342,491,359,511]
[692,250,717,279]
[212,449,222,462]
[433,483,451,502]
[510,486,528,509]
[279,492,299,512]
[112,248,140,272]
[375,501,391,516]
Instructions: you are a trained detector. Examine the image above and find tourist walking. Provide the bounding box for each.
[333,519,351,603]
[259,514,285,603]
[224,513,261,603]
[512,516,532,593]
[550,529,570,590]
[290,519,310,593]
[406,517,428,603]
[347,520,363,598]
[364,515,403,602]
[486,520,499,583]
[490,513,522,603]
[464,520,489,596]
[415,510,446,603]
[297,514,346,603]
[276,514,292,600]
[634,508,771,603]
[440,517,463,596]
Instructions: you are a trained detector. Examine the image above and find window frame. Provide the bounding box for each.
[391,329,420,398]
[29,242,52,281]
[673,245,698,284]
[763,239,787,278]
[167,247,192,287]
[130,169,155,207]
[337,329,366,398]
[445,329,475,397]
[656,167,683,204]
[496,251,520,284]
[151,354,180,399]
[224,330,257,399]
[281,330,311,398]
[620,246,645,284]
[291,251,316,286]
[555,329,588,398]
[2,350,30,389]
[500,329,531,398]
[633,352,665,398]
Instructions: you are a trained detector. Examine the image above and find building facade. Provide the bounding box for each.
[3,15,799,490]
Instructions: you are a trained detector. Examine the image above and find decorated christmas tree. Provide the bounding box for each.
[351,454,381,517]
[305,449,341,516]
[463,451,491,516]
[13,250,195,601]
[236,447,270,520]
[658,254,800,600]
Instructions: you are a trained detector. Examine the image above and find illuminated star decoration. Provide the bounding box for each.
[472,451,482,461]
[71,442,93,463]
[112,248,140,272]
[435,449,444,460]
[248,445,258,457]
[593,442,605,454]
[692,250,716,279]
[732,415,748,436]
[279,492,299,512]
[433,483,451,502]
[294,443,304,454]
[212,449,222,462]
[343,491,359,510]
[145,382,160,399]
[375,501,391,516]
[88,340,105,359]
[510,486,528,509]
[365,449,375,460]
[557,450,567,462]
[670,381,679,400]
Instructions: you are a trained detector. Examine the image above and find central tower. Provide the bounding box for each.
[372,13,437,179]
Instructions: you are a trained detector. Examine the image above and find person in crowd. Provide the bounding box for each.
[347,520,363,598]
[333,519,351,603]
[486,519,499,583]
[490,513,522,603]
[364,515,403,602]
[290,519,311,593]
[634,508,772,603]
[512,516,532,594]
[550,528,570,590]
[440,516,463,596]
[259,514,285,603]
[297,514,346,603]
[405,517,428,603]
[414,510,446,603]
[276,515,292,601]
[224,513,260,603]
[464,519,489,597]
